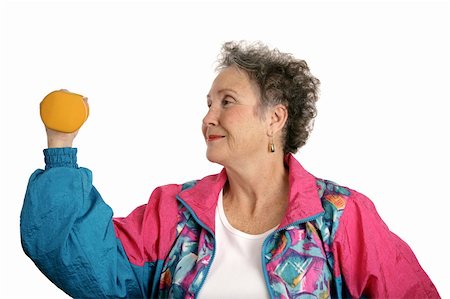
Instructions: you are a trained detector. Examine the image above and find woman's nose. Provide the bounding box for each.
[202,107,219,127]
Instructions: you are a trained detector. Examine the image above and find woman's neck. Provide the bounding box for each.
[223,155,290,217]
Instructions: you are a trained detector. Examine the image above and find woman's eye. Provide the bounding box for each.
[222,97,234,107]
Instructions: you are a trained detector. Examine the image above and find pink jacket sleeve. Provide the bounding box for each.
[112,185,181,266]
[332,193,440,298]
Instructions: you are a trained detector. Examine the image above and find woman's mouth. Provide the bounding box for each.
[207,135,225,142]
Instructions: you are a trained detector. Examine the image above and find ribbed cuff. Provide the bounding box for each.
[44,148,78,170]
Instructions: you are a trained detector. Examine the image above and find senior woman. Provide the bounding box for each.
[21,41,439,299]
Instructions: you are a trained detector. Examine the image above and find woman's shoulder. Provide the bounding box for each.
[311,177,383,246]
[313,176,390,239]
[149,172,223,201]
[315,177,374,212]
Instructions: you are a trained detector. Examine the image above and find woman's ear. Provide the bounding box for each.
[267,104,288,135]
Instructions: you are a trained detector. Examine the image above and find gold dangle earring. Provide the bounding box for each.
[268,135,275,153]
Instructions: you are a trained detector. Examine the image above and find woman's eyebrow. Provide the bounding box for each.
[218,88,238,95]
[207,88,239,99]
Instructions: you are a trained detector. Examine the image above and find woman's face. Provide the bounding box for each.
[202,66,270,168]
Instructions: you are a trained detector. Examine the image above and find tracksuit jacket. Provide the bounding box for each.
[20,148,440,298]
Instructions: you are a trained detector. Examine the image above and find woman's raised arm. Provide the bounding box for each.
[20,96,156,298]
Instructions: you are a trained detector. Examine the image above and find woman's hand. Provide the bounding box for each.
[46,127,79,148]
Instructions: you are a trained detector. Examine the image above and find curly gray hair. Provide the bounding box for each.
[216,41,320,153]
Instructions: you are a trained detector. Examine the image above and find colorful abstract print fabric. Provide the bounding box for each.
[159,206,214,298]
[262,179,350,298]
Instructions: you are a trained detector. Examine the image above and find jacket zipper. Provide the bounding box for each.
[176,195,216,299]
[260,212,325,298]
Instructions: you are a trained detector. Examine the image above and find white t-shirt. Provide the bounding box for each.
[198,190,278,299]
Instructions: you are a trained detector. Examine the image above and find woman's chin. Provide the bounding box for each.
[205,150,224,165]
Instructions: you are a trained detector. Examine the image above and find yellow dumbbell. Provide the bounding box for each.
[40,90,89,133]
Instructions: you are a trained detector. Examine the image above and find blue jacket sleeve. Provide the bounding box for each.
[20,148,152,298]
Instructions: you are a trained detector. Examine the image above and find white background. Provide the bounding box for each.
[1,0,449,298]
